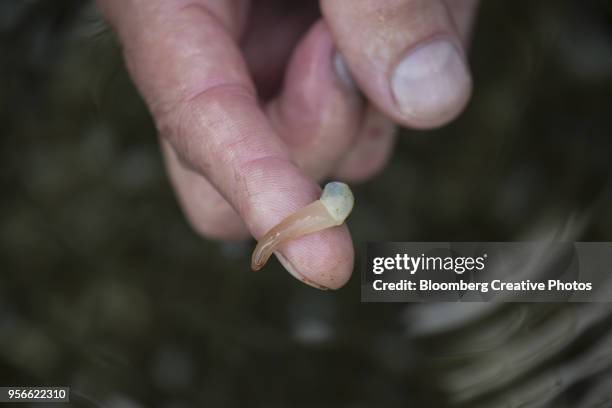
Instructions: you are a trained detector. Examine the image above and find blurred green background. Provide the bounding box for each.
[2,0,612,407]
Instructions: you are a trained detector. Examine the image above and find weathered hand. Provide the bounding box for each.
[96,0,477,289]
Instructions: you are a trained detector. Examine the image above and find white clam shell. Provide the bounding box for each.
[320,182,354,224]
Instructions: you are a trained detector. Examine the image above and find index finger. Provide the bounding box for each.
[97,0,354,289]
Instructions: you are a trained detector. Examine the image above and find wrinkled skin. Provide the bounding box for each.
[96,0,478,289]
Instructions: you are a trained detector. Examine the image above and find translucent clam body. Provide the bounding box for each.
[251,182,354,271]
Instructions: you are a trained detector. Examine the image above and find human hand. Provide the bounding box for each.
[96,0,477,289]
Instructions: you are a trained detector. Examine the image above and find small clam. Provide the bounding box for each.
[251,182,354,271]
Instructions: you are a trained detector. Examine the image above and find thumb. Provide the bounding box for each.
[321,0,473,129]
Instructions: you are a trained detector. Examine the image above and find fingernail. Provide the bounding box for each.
[275,252,329,290]
[333,52,357,91]
[391,39,471,124]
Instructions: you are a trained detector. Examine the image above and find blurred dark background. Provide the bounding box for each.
[2,1,612,407]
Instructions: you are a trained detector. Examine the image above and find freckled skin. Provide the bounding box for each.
[251,182,354,271]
